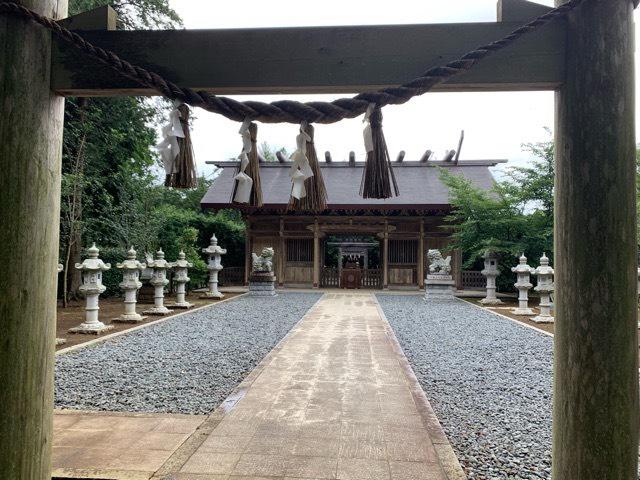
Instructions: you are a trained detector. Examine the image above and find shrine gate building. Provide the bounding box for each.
[201,157,504,289]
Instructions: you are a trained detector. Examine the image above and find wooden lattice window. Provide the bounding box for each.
[389,239,418,264]
[286,238,313,262]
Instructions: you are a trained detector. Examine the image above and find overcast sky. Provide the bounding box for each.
[167,0,640,180]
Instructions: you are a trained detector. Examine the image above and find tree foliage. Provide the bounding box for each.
[259,142,289,162]
[69,0,181,29]
[440,138,555,291]
[60,0,246,299]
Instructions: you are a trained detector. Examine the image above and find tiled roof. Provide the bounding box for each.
[200,161,499,211]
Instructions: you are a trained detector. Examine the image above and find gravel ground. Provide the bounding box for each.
[55,292,322,414]
[377,294,553,480]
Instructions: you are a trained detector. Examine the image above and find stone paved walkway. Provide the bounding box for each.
[52,292,464,480]
[52,410,205,479]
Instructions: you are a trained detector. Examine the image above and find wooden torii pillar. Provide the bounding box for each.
[0,0,67,477]
[0,0,637,478]
[553,1,638,478]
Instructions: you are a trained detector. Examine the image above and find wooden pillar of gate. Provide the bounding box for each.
[244,221,251,286]
[0,0,68,477]
[278,217,285,286]
[382,220,389,289]
[553,1,639,478]
[312,219,320,288]
[418,219,425,289]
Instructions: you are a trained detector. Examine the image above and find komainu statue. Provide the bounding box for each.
[252,247,274,273]
[427,249,452,275]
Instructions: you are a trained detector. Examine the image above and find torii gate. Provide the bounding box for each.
[0,0,638,478]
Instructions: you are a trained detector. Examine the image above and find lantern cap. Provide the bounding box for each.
[76,243,111,271]
[87,243,99,258]
[534,253,554,276]
[117,246,146,270]
[147,248,171,269]
[203,232,227,255]
[172,249,193,269]
[511,253,534,274]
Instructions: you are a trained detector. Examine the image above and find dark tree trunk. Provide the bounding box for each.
[67,232,83,300]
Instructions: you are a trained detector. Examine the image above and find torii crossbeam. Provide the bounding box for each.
[51,0,564,95]
[0,0,637,478]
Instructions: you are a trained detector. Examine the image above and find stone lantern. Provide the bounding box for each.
[143,248,173,316]
[201,234,226,299]
[480,250,502,305]
[532,253,554,323]
[511,253,535,316]
[170,250,193,308]
[115,247,147,323]
[69,243,113,334]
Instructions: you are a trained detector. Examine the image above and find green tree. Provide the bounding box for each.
[503,136,554,220]
[69,0,181,29]
[259,142,288,162]
[440,138,555,291]
[59,0,180,302]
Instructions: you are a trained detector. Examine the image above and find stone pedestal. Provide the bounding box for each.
[172,282,193,308]
[424,274,456,301]
[249,272,277,297]
[69,244,114,335]
[144,286,173,315]
[117,289,147,322]
[480,250,503,305]
[69,291,114,334]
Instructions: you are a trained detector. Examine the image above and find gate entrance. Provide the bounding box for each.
[322,236,381,289]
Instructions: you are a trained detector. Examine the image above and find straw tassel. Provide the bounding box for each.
[165,104,198,189]
[246,122,263,207]
[232,121,263,207]
[360,105,399,199]
[288,123,328,212]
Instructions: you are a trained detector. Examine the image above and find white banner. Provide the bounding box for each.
[289,123,314,199]
[233,119,254,203]
[363,103,375,153]
[290,169,307,200]
[157,101,185,176]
